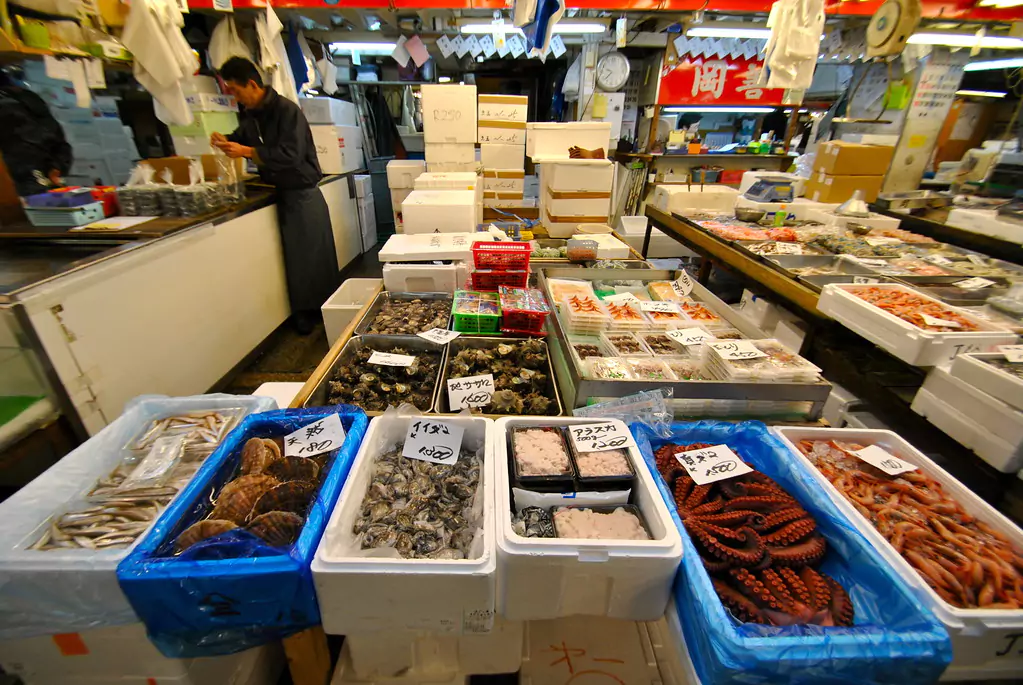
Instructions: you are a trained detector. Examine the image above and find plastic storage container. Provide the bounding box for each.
[498,286,550,335]
[472,242,531,270]
[24,201,105,227]
[526,123,612,160]
[321,278,383,345]
[495,417,683,620]
[772,426,1023,681]
[452,290,501,333]
[383,262,469,295]
[950,352,1023,412]
[468,269,529,291]
[701,339,822,382]
[600,331,653,357]
[312,413,497,635]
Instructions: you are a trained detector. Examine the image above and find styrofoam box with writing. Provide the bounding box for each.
[421,84,478,144]
[481,143,525,170]
[477,94,528,123]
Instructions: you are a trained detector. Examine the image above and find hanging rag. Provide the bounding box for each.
[208,16,253,69]
[316,58,337,95]
[297,29,320,90]
[255,4,298,104]
[521,0,563,55]
[285,19,309,91]
[121,0,194,126]
[761,0,825,91]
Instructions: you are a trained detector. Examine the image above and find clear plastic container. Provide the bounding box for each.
[562,295,609,335]
[604,300,649,332]
[600,332,652,357]
[702,339,821,382]
[585,357,634,380]
[625,358,676,382]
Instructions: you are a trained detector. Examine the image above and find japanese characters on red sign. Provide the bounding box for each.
[657,57,785,106]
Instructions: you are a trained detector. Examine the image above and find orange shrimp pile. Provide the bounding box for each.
[847,287,980,332]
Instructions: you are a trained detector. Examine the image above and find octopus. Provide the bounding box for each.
[797,439,1023,610]
[653,442,854,627]
[846,286,980,332]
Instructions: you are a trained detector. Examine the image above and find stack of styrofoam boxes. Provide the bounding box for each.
[539,159,615,238]
[385,160,425,233]
[167,76,238,157]
[422,84,478,174]
[478,95,527,210]
[301,97,364,174]
[415,171,483,227]
[377,229,482,294]
[353,174,376,252]
[91,96,138,185]
[401,188,478,234]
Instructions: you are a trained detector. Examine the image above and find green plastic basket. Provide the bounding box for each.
[452,291,501,333]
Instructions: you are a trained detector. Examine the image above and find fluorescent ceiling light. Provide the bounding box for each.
[438,76,452,83]
[956,89,1007,97]
[460,22,605,35]
[908,32,1023,49]
[329,42,397,54]
[663,106,776,113]
[687,27,771,39]
[964,57,1023,71]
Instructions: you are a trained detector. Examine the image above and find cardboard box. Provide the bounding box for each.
[421,84,478,144]
[402,189,477,233]
[386,160,426,189]
[477,94,528,123]
[481,143,524,170]
[483,170,525,194]
[478,120,527,146]
[805,172,883,203]
[424,143,476,165]
[143,156,245,185]
[310,125,364,174]
[185,92,238,113]
[812,141,894,175]
[300,97,358,126]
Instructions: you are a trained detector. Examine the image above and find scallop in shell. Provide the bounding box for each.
[174,519,237,554]
[240,438,275,475]
[264,456,320,483]
[249,481,317,520]
[211,486,265,525]
[247,511,304,547]
[219,474,279,501]
[263,438,282,460]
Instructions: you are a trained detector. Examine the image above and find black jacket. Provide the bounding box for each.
[0,86,72,196]
[227,88,322,190]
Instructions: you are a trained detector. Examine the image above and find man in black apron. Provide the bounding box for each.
[212,57,338,335]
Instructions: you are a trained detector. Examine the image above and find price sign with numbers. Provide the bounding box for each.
[667,327,712,346]
[604,292,641,305]
[402,419,465,465]
[852,444,918,476]
[567,421,636,453]
[999,345,1023,363]
[447,374,495,409]
[284,413,346,458]
[674,444,753,485]
[418,328,460,344]
[852,276,878,284]
[864,237,901,247]
[924,254,955,267]
[954,277,996,290]
[672,270,694,297]
[640,301,680,314]
[920,313,962,329]
[368,351,417,366]
[966,254,987,266]
[771,242,803,254]
[707,340,767,360]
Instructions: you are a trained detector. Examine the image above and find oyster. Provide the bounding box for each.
[246,511,304,547]
[174,519,237,554]
[264,456,320,483]
[249,481,317,520]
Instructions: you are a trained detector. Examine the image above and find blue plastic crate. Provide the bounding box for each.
[632,420,952,685]
[24,201,104,227]
[117,405,368,658]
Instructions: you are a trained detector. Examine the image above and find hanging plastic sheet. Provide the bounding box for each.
[631,420,952,685]
[117,405,369,658]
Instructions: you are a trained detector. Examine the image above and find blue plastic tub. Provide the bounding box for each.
[117,405,368,658]
[632,420,951,685]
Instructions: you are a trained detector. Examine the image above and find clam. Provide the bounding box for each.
[246,511,304,547]
[249,481,317,520]
[174,519,237,553]
[264,456,320,483]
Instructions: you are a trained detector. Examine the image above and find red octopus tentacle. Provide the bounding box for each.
[825,574,856,627]
[768,532,827,567]
[749,506,810,534]
[687,509,758,528]
[712,578,768,624]
[723,495,799,514]
[799,566,832,611]
[687,521,765,566]
[761,518,817,546]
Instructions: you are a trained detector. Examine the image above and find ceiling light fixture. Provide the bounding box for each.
[662,106,776,114]
[438,76,452,83]
[687,27,771,39]
[963,57,1023,71]
[907,32,1023,49]
[955,89,1008,97]
[329,42,397,54]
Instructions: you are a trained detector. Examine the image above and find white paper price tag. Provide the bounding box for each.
[604,292,641,305]
[453,35,469,57]
[852,276,879,284]
[368,351,417,366]
[852,444,918,476]
[954,277,996,290]
[213,0,232,11]
[418,328,460,344]
[920,313,963,329]
[998,345,1023,363]
[550,35,567,58]
[436,35,455,58]
[667,327,712,346]
[446,374,495,409]
[672,270,694,297]
[707,340,767,360]
[640,301,680,314]
[284,413,346,458]
[402,419,465,465]
[567,421,636,453]
[864,237,900,247]
[480,35,496,57]
[508,35,526,58]
[771,242,803,254]
[966,254,987,266]
[674,444,753,485]
[466,35,483,57]
[854,258,889,267]
[924,254,955,267]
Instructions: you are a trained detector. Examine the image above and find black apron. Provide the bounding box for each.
[276,186,339,313]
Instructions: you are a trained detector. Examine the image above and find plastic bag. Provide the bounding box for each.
[572,389,674,439]
[631,420,952,685]
[208,16,253,69]
[117,404,369,658]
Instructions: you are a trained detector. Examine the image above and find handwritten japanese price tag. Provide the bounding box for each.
[368,351,417,366]
[854,257,889,267]
[604,292,641,305]
[284,413,346,458]
[435,34,454,58]
[920,313,962,329]
[418,328,460,344]
[954,277,996,290]
[447,374,495,409]
[402,419,465,464]
[707,340,767,360]
[852,444,918,476]
[852,276,879,284]
[771,242,803,254]
[640,301,680,314]
[864,237,901,247]
[567,421,636,453]
[674,444,753,485]
[966,254,987,266]
[672,270,694,297]
[924,254,955,267]
[999,345,1023,363]
[667,327,712,346]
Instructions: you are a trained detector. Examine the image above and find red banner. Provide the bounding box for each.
[657,56,785,107]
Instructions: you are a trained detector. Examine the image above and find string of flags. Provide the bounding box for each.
[390,33,567,68]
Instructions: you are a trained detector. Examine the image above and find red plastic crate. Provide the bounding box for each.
[498,285,550,334]
[468,270,529,291]
[718,169,744,185]
[472,242,531,270]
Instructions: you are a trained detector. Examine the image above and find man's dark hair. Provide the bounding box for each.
[219,57,263,87]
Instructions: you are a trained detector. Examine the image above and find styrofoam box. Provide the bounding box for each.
[354,174,372,198]
[391,187,413,222]
[540,159,614,192]
[172,135,214,157]
[950,352,1023,412]
[387,160,426,189]
[655,601,705,685]
[481,143,524,170]
[322,278,383,345]
[483,170,525,194]
[734,196,836,220]
[921,365,1023,452]
[543,186,612,217]
[378,232,493,263]
[739,171,808,197]
[484,191,525,208]
[383,261,469,295]
[300,97,358,126]
[543,212,595,238]
[311,126,363,174]
[331,643,467,685]
[617,217,698,260]
[425,143,476,166]
[428,162,479,174]
[494,417,683,621]
[402,190,478,234]
[650,185,739,215]
[806,207,901,232]
[415,172,479,191]
[947,208,1023,243]
[817,283,1017,367]
[477,94,528,123]
[184,92,237,113]
[772,426,1023,681]
[912,387,1023,473]
[478,121,527,146]
[421,84,478,144]
[312,415,496,635]
[526,122,611,160]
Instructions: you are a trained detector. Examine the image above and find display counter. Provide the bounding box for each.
[872,205,1023,265]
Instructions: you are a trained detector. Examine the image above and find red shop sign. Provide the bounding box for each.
[657,56,785,106]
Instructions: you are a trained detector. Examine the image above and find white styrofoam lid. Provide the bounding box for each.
[532,157,613,166]
[403,189,477,205]
[387,160,426,169]
[377,232,494,262]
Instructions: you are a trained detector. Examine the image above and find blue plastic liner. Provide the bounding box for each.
[632,420,951,685]
[117,405,368,658]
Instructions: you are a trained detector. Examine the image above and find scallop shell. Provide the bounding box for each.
[241,438,274,475]
[211,486,264,525]
[249,481,317,520]
[263,438,282,461]
[174,519,237,554]
[219,474,279,501]
[264,456,320,483]
[246,511,304,547]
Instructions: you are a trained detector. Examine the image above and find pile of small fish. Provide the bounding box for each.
[131,410,237,451]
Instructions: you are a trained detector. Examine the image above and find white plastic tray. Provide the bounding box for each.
[818,283,1017,366]
[950,352,1023,412]
[312,414,497,636]
[771,426,1023,680]
[494,417,683,621]
[526,122,611,160]
[911,388,1023,473]
[654,599,705,685]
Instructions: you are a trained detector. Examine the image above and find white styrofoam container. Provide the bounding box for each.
[483,170,525,194]
[920,365,1023,451]
[654,600,705,685]
[184,92,237,113]
[311,125,364,174]
[772,426,1023,681]
[483,191,526,208]
[478,121,527,146]
[354,174,372,198]
[301,97,358,125]
[542,187,612,218]
[580,233,631,259]
[172,135,214,157]
[422,84,478,144]
[911,387,1023,473]
[427,161,479,174]
[387,160,427,189]
[415,172,479,191]
[425,143,476,166]
[526,122,611,160]
[650,185,739,215]
[321,278,383,345]
[951,352,1023,412]
[540,159,614,192]
[477,95,528,123]
[481,143,525,170]
[382,261,469,295]
[402,190,478,234]
[947,208,1023,243]
[312,415,497,635]
[818,283,1018,367]
[331,643,467,685]
[378,233,493,262]
[806,207,901,232]
[494,417,683,622]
